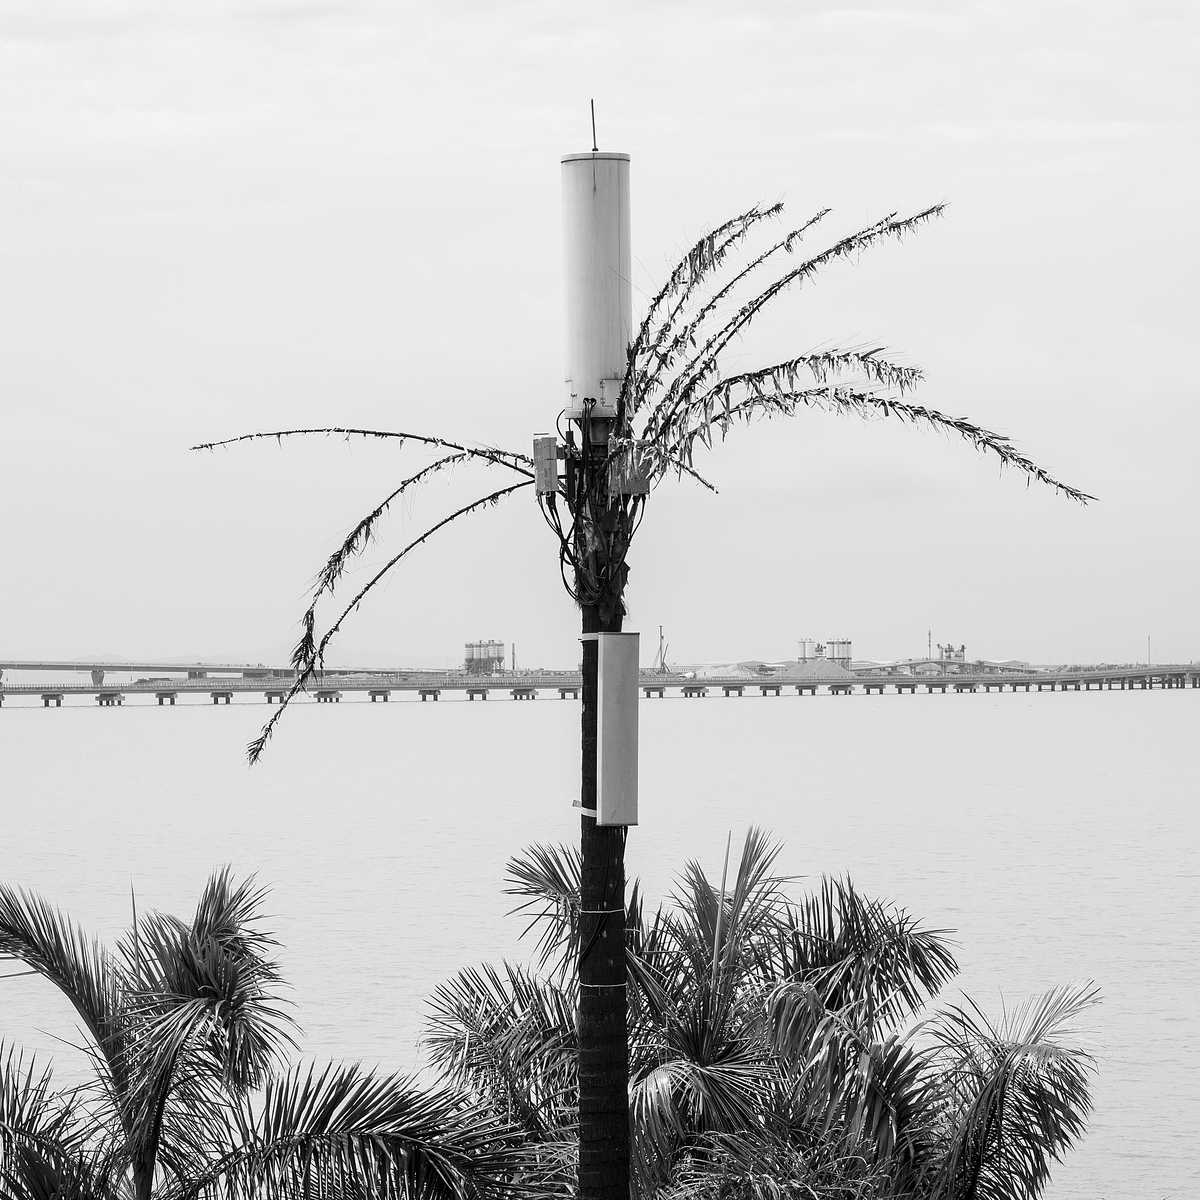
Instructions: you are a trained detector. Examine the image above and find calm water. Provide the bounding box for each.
[1,690,1196,1198]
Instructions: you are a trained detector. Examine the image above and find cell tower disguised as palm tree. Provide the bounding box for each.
[195,145,1091,1200]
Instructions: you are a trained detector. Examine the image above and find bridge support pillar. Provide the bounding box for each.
[42,694,63,708]
[642,686,664,698]
[155,692,177,706]
[90,667,105,686]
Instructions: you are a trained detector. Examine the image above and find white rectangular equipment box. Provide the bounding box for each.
[596,631,639,825]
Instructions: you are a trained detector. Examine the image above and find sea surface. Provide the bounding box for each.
[1,689,1196,1199]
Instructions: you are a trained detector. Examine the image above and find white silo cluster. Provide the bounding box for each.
[827,639,853,669]
[798,638,853,668]
[464,640,505,676]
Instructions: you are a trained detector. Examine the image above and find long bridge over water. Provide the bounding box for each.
[1,659,1196,708]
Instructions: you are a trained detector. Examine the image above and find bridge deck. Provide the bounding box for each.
[1,665,1195,705]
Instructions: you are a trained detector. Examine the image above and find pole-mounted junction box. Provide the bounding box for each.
[533,435,560,496]
[596,631,639,826]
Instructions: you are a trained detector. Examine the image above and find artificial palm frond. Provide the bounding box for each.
[621,203,788,416]
[310,453,496,608]
[639,205,944,445]
[246,479,534,764]
[635,207,834,414]
[665,385,1095,504]
[191,426,533,474]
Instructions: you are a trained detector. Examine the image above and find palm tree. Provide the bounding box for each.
[194,190,1094,1200]
[0,870,524,1200]
[425,829,1097,1200]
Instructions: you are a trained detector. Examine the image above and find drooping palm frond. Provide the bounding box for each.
[664,385,1095,505]
[0,888,129,1108]
[923,983,1099,1200]
[310,453,495,607]
[245,479,533,764]
[188,1061,526,1200]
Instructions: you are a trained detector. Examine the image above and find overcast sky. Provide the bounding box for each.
[2,0,1196,669]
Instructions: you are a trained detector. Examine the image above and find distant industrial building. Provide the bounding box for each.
[798,638,853,670]
[464,640,505,675]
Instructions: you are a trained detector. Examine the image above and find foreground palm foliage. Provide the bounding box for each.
[425,830,1098,1200]
[0,871,522,1200]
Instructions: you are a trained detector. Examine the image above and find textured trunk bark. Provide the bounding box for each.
[578,601,630,1200]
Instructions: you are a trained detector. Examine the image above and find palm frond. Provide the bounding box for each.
[621,204,785,416]
[637,208,833,415]
[0,1044,85,1166]
[641,205,943,445]
[191,427,533,474]
[246,479,533,764]
[926,983,1099,1200]
[0,889,128,1100]
[763,876,959,1036]
[187,1061,526,1200]
[503,844,581,976]
[311,453,502,611]
[424,963,577,1140]
[668,385,1095,504]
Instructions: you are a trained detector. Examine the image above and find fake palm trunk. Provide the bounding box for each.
[578,603,629,1200]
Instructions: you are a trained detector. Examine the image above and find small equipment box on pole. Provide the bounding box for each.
[596,631,639,825]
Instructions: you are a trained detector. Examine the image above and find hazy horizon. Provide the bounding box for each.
[3,1,1196,669]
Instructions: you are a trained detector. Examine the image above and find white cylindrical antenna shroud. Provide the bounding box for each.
[561,152,631,420]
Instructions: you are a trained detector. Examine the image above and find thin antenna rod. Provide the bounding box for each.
[590,99,598,152]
